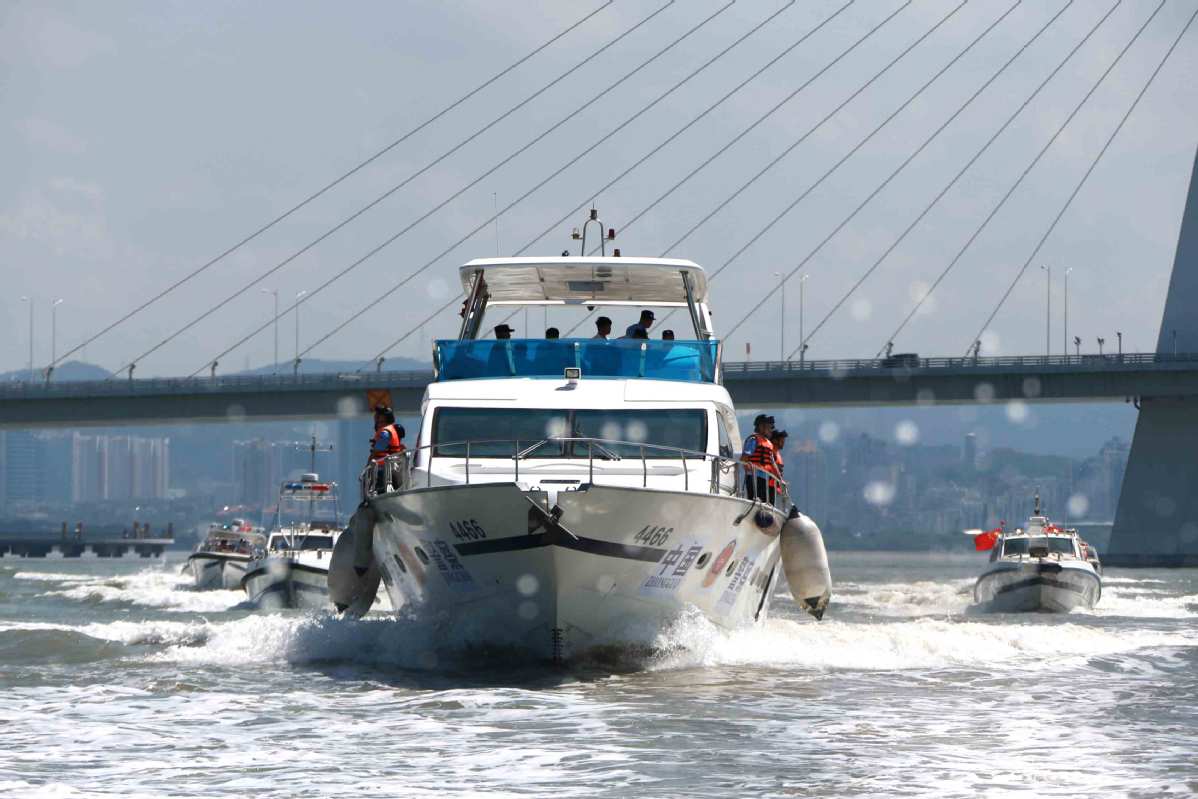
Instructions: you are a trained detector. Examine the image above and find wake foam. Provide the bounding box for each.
[835,579,974,617]
[648,607,1198,673]
[38,568,245,613]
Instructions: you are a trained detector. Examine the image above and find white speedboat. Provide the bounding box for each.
[329,231,832,663]
[186,520,265,590]
[971,497,1102,613]
[241,473,342,610]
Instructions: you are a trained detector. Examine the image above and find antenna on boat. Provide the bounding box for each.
[1033,490,1041,516]
[572,207,616,256]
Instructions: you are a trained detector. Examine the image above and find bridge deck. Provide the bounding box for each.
[2,352,1196,426]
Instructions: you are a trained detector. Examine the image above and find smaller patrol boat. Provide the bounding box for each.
[186,520,265,590]
[241,471,343,610]
[970,494,1102,613]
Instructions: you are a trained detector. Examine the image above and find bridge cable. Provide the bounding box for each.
[965,6,1197,355]
[878,0,1163,356]
[120,1,684,378]
[508,0,859,260]
[188,1,741,377]
[272,4,830,368]
[569,0,978,336]
[378,1,923,351]
[796,0,1099,353]
[721,1,1121,350]
[304,0,813,358]
[54,1,612,372]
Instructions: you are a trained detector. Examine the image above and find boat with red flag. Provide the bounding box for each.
[966,494,1102,613]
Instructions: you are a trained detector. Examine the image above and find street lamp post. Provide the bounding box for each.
[1074,335,1081,357]
[1040,265,1051,357]
[19,296,33,380]
[1063,267,1072,357]
[261,288,279,373]
[773,272,785,361]
[798,274,809,362]
[294,289,307,376]
[1117,330,1122,359]
[50,298,63,380]
[1097,337,1105,356]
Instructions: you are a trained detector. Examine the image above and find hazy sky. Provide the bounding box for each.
[3,0,1197,377]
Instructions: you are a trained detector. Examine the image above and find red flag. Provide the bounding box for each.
[975,530,999,551]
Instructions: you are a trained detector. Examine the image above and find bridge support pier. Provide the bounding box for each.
[1108,148,1198,566]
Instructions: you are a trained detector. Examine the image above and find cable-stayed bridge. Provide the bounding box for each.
[2,352,1196,428]
[7,2,1198,564]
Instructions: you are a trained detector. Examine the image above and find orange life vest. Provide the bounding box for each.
[744,433,778,484]
[371,423,405,461]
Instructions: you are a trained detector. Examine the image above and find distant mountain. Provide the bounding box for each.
[1,361,111,382]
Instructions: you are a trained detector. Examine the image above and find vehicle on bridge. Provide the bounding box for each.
[328,245,831,663]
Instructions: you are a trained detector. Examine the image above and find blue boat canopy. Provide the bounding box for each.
[434,338,720,383]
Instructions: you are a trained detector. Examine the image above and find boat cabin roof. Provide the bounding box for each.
[460,257,708,306]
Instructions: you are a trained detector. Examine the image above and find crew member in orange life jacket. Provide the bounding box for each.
[741,414,777,504]
[370,405,406,492]
[770,429,788,479]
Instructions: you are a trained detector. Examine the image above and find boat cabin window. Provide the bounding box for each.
[270,535,335,551]
[1003,537,1074,556]
[433,407,707,458]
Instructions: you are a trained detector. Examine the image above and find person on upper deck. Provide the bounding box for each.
[741,414,778,504]
[623,309,655,339]
[545,327,560,339]
[662,329,675,340]
[770,429,788,479]
[593,316,612,339]
[494,324,513,340]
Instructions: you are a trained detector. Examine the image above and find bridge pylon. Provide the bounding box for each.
[1108,148,1198,566]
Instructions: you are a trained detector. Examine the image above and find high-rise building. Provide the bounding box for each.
[962,433,977,469]
[71,433,170,502]
[2,431,42,506]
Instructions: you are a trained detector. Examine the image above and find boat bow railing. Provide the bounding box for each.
[360,436,789,509]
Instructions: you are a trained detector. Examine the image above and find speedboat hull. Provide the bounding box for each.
[368,482,785,662]
[974,561,1101,612]
[187,552,251,590]
[241,556,330,610]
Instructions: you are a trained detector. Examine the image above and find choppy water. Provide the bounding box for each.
[0,552,1194,798]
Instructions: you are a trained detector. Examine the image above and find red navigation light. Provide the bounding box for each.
[607,227,616,240]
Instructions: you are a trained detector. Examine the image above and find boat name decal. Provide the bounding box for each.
[450,519,488,541]
[640,541,702,595]
[421,538,475,589]
[717,553,758,609]
[632,525,673,547]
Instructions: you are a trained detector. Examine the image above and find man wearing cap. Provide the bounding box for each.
[741,414,777,504]
[623,309,655,339]
[369,405,406,493]
[593,316,612,339]
[770,429,789,482]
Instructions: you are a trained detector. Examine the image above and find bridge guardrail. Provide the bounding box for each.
[0,369,435,399]
[721,352,1198,378]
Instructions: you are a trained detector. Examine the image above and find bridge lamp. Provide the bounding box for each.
[294,289,308,375]
[1097,337,1105,356]
[261,288,279,373]
[773,271,785,361]
[19,296,33,380]
[49,299,64,382]
[1116,331,1122,357]
[1074,335,1081,357]
[1039,265,1051,357]
[1063,267,1073,356]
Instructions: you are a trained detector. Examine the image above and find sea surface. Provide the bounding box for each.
[0,551,1194,798]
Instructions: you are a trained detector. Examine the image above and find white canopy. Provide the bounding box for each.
[459,257,709,306]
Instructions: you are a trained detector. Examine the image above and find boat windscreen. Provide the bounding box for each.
[271,535,334,551]
[1004,537,1075,556]
[432,408,707,458]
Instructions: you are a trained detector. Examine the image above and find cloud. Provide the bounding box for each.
[19,118,87,155]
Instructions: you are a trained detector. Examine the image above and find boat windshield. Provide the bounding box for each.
[433,407,708,459]
[1003,537,1075,556]
[270,534,335,551]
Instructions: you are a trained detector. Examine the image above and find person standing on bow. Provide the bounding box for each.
[741,414,777,504]
[369,405,406,492]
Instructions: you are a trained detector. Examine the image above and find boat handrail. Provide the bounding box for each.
[359,436,789,509]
